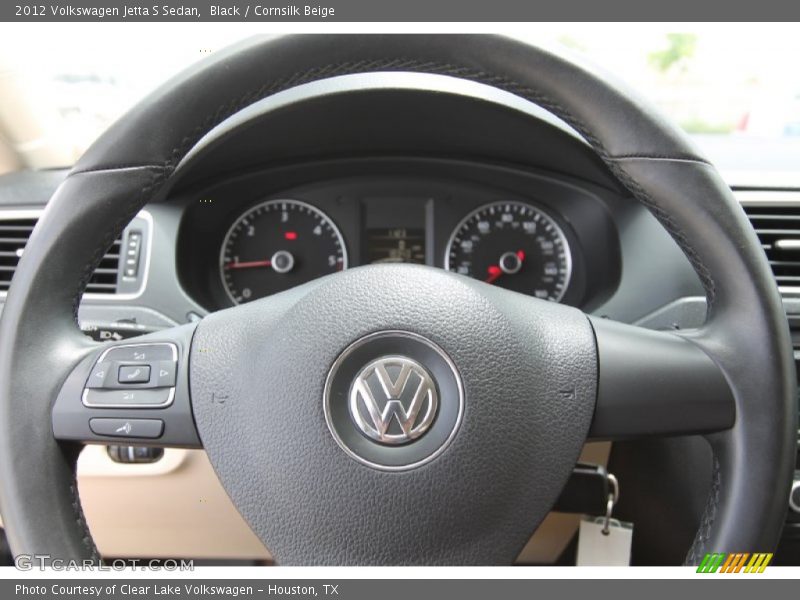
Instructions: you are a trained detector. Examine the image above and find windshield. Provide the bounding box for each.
[0,24,798,185]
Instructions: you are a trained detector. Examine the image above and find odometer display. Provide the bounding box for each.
[220,199,347,304]
[445,201,571,301]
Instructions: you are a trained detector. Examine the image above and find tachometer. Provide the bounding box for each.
[445,201,571,301]
[220,199,347,304]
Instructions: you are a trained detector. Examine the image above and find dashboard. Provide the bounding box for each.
[175,164,620,312]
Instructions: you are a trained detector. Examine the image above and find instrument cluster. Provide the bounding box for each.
[176,170,619,311]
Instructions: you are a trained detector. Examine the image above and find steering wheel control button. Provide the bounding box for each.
[83,388,174,408]
[154,360,177,387]
[82,342,179,407]
[104,343,176,363]
[86,361,112,388]
[324,330,464,471]
[89,418,164,439]
[118,365,151,384]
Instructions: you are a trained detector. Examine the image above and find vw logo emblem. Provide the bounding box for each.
[323,330,464,471]
[349,356,438,445]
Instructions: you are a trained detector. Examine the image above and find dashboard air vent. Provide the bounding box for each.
[0,215,122,294]
[744,204,800,289]
[86,237,123,294]
[0,217,37,292]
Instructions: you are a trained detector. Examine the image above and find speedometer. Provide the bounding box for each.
[220,199,347,304]
[445,201,571,301]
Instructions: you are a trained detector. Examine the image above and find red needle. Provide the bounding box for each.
[485,265,502,284]
[225,260,271,270]
[485,251,525,284]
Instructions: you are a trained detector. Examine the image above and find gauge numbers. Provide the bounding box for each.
[445,201,571,301]
[220,199,347,304]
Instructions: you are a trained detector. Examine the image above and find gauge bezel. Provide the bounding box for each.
[443,200,573,302]
[219,198,349,305]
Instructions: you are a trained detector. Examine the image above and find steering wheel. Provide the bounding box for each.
[0,35,796,566]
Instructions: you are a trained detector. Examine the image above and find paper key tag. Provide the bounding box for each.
[576,516,634,566]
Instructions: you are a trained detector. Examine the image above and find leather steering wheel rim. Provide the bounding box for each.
[0,34,795,565]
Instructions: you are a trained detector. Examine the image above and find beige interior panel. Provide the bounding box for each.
[516,441,612,564]
[78,447,270,560]
[77,442,610,562]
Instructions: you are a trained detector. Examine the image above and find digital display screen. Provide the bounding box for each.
[366,228,426,264]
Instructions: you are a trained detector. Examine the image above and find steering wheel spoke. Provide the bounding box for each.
[588,317,735,440]
[52,324,201,448]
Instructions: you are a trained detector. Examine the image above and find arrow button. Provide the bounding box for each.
[155,360,177,388]
[86,362,111,388]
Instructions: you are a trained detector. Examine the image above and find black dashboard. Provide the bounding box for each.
[0,75,710,333]
[175,160,621,312]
